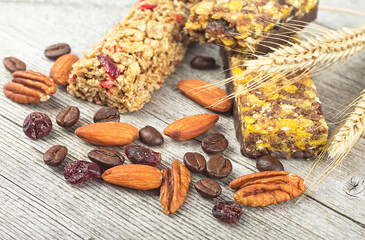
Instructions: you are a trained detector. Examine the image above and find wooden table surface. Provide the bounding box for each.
[1,0,365,239]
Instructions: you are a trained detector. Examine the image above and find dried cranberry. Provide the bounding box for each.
[70,74,76,82]
[212,201,243,223]
[97,54,120,80]
[63,161,103,184]
[99,79,115,89]
[23,112,52,139]
[124,145,161,166]
[175,14,186,29]
[139,3,156,11]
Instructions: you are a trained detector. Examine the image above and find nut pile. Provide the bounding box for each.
[3,47,306,224]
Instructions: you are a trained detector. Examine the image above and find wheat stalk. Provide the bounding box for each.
[327,91,365,160]
[244,26,365,75]
[233,26,365,94]
[304,90,365,192]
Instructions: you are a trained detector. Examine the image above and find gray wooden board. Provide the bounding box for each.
[0,0,365,239]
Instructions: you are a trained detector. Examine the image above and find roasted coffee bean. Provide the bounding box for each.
[256,155,284,172]
[206,154,232,179]
[183,152,206,173]
[88,148,124,168]
[190,56,216,69]
[194,179,222,198]
[139,126,164,146]
[45,43,71,60]
[43,145,68,166]
[56,106,80,127]
[201,133,228,154]
[3,57,26,73]
[93,107,120,123]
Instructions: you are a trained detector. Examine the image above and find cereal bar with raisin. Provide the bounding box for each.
[222,50,328,159]
[67,0,199,113]
[185,0,318,53]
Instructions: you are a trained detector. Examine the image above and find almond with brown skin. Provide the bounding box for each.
[3,70,56,103]
[160,161,191,215]
[177,79,232,112]
[102,164,162,190]
[75,122,139,146]
[50,54,79,85]
[164,114,219,140]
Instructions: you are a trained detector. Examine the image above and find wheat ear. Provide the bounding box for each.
[327,91,365,160]
[305,90,365,192]
[236,26,365,92]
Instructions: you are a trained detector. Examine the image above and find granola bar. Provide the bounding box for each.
[222,50,328,159]
[185,0,318,52]
[67,0,199,113]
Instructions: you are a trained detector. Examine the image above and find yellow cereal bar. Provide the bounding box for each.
[222,50,328,159]
[67,0,199,113]
[185,0,318,52]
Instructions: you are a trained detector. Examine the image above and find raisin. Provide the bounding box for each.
[63,161,103,184]
[23,112,52,139]
[206,19,238,37]
[124,145,161,166]
[206,20,227,35]
[212,201,243,223]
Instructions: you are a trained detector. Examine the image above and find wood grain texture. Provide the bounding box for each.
[0,0,365,239]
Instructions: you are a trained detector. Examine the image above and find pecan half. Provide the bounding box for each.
[230,171,305,207]
[160,161,191,215]
[3,70,57,103]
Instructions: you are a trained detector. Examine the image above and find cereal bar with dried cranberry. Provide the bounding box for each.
[185,0,318,53]
[67,0,199,113]
[222,50,328,159]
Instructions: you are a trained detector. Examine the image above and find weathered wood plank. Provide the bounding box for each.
[0,176,84,239]
[0,0,365,239]
[317,0,365,29]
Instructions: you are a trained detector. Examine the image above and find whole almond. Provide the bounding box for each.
[50,54,79,85]
[75,122,138,146]
[102,164,163,190]
[177,79,232,112]
[164,114,219,140]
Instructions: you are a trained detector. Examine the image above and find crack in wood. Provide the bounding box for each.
[0,113,22,128]
[306,194,365,229]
